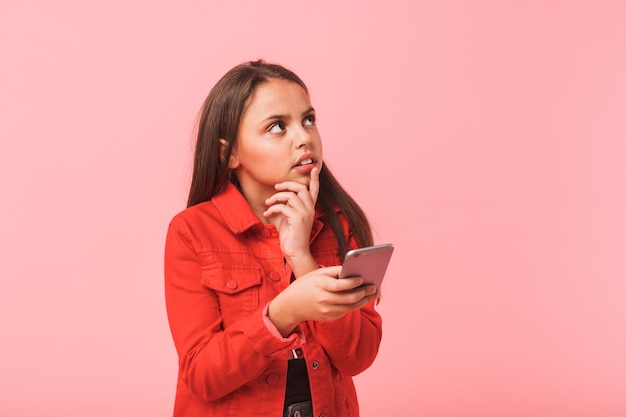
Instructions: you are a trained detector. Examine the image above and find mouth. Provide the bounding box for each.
[295,158,314,167]
[294,154,316,168]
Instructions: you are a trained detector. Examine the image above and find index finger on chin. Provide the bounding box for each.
[309,166,321,203]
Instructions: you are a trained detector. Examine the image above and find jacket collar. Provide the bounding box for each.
[212,182,327,242]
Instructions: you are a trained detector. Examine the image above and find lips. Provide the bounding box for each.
[294,154,316,167]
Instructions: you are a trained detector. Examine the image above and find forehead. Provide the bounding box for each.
[243,79,311,120]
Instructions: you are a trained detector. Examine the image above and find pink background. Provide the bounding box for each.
[1,1,625,416]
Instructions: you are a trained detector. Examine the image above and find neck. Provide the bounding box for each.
[237,185,277,226]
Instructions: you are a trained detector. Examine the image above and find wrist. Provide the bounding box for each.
[267,294,300,338]
[285,253,319,278]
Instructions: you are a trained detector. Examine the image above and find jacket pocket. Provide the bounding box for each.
[202,263,262,328]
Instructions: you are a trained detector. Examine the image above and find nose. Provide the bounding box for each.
[294,126,312,148]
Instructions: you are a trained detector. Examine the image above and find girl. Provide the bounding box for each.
[164,60,382,417]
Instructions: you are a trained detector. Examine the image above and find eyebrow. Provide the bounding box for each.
[261,107,315,124]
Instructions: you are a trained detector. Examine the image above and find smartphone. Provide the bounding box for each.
[338,243,394,288]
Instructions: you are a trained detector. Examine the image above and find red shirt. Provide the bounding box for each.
[164,183,382,417]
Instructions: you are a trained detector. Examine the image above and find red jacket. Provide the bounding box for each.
[164,183,382,417]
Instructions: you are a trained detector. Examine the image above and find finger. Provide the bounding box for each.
[343,287,379,307]
[265,191,308,210]
[273,180,309,193]
[360,284,378,296]
[348,294,379,311]
[316,265,343,277]
[325,276,365,292]
[322,285,378,307]
[263,194,310,220]
[270,182,315,210]
[262,203,298,220]
[308,166,320,204]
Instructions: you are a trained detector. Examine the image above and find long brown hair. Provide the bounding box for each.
[187,60,372,258]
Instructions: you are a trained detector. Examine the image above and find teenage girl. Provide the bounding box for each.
[164,60,382,417]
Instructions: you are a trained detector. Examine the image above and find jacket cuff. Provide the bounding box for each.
[240,303,305,358]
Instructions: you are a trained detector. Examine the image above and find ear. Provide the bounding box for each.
[219,139,240,169]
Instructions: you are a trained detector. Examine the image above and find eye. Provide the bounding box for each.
[268,122,286,133]
[303,114,316,126]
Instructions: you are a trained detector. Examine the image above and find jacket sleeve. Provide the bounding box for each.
[308,301,382,376]
[164,219,303,402]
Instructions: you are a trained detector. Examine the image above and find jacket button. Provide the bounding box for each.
[266,373,279,386]
[269,271,281,282]
[312,361,319,369]
[260,228,272,237]
[226,280,238,290]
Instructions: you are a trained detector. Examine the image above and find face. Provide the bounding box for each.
[227,78,323,202]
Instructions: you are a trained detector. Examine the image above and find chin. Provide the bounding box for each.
[293,177,310,187]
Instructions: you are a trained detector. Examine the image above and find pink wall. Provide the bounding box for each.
[1,1,625,416]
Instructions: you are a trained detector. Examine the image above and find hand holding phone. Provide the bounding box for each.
[338,243,394,288]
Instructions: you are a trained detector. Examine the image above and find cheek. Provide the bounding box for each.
[313,132,323,151]
[238,143,273,163]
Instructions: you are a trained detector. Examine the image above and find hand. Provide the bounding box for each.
[267,266,379,337]
[263,166,320,265]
